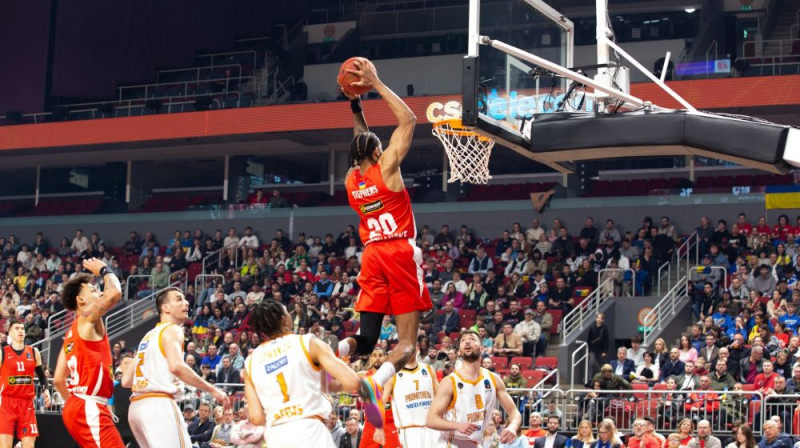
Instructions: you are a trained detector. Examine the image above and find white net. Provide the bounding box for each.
[432,119,496,184]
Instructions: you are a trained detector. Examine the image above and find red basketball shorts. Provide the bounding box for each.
[63,395,124,448]
[0,396,38,439]
[356,238,432,316]
[360,419,401,448]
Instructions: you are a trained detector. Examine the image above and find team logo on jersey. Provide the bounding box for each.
[398,372,403,378]
[351,185,379,199]
[264,356,289,374]
[359,200,384,214]
[484,379,491,389]
[421,369,428,376]
[64,342,73,354]
[26,352,31,359]
[457,382,463,389]
[358,181,367,190]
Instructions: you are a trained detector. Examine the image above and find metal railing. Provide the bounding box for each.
[598,268,636,297]
[642,275,689,347]
[196,50,260,71]
[571,340,589,387]
[124,274,154,301]
[105,272,187,340]
[742,38,800,58]
[194,274,226,299]
[563,388,763,435]
[30,308,75,365]
[117,73,254,101]
[202,242,240,273]
[705,39,718,78]
[656,260,671,296]
[561,277,615,341]
[34,380,777,437]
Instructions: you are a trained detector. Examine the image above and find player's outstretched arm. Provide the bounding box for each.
[310,337,361,393]
[81,258,122,326]
[347,59,416,172]
[163,325,230,408]
[243,369,265,426]
[53,348,70,402]
[426,375,479,435]
[341,87,369,136]
[493,372,522,443]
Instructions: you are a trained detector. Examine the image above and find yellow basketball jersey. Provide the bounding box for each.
[245,333,332,429]
[444,368,498,444]
[390,362,436,429]
[131,322,182,399]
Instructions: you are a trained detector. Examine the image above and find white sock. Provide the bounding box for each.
[372,362,396,387]
[337,340,351,358]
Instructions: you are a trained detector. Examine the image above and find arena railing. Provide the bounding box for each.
[597,268,636,297]
[157,52,259,83]
[202,242,240,273]
[561,277,615,341]
[123,274,154,301]
[105,270,187,341]
[194,274,226,301]
[642,275,689,347]
[34,382,775,437]
[117,65,248,100]
[30,308,76,366]
[571,340,589,387]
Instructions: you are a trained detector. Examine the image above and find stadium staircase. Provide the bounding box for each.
[554,233,699,388]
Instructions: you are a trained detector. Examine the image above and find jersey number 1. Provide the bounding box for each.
[276,372,290,403]
[367,213,399,240]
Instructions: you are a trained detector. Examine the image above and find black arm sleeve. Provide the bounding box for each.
[35,365,48,388]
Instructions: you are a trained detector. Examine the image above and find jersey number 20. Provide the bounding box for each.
[367,213,398,240]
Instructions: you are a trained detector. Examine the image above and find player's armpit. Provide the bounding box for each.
[310,337,360,393]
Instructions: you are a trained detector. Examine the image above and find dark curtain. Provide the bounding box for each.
[52,0,284,100]
[0,1,52,113]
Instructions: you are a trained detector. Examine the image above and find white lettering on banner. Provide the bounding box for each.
[426,90,596,123]
[351,185,379,199]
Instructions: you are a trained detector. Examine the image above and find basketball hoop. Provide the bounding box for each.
[432,119,495,184]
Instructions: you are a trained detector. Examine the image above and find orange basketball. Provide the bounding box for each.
[338,57,372,96]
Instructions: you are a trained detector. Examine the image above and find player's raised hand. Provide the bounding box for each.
[456,422,480,436]
[499,427,517,443]
[211,387,232,409]
[82,258,107,276]
[338,85,360,101]
[347,58,378,89]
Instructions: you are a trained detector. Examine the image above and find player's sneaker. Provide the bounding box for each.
[359,376,385,429]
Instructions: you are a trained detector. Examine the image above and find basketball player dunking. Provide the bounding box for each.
[244,300,363,448]
[426,331,521,448]
[123,287,230,448]
[0,319,50,448]
[54,258,125,448]
[338,57,432,430]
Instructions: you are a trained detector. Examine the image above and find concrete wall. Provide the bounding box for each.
[303,39,688,100]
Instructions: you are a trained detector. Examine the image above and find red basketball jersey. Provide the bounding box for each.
[345,164,417,246]
[61,320,114,399]
[0,346,36,399]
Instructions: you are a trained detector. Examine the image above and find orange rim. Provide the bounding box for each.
[432,119,494,142]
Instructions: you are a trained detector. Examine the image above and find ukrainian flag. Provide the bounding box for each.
[765,184,800,210]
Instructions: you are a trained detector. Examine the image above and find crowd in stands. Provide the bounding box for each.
[1,209,799,446]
